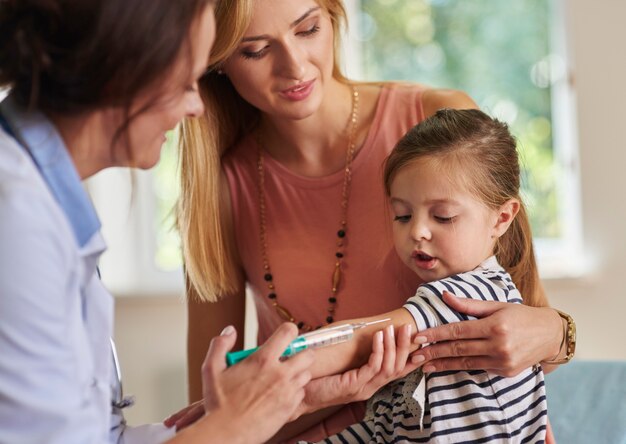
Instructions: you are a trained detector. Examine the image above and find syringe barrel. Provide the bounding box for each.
[227,323,358,365]
[284,325,354,356]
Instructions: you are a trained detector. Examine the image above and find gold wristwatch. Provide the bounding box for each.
[543,309,576,365]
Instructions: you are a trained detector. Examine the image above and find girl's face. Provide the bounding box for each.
[113,4,216,169]
[389,158,513,283]
[221,0,336,121]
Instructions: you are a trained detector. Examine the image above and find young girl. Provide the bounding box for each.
[311,108,548,443]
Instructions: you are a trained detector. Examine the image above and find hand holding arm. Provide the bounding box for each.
[410,291,564,376]
[296,324,421,416]
[266,323,421,443]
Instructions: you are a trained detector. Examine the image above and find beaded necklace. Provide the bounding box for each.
[256,85,359,332]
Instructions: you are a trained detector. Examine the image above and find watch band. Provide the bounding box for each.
[543,309,576,365]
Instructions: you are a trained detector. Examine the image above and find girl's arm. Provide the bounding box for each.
[307,308,417,379]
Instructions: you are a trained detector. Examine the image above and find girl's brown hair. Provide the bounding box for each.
[383,109,546,307]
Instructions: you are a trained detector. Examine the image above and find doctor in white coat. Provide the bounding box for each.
[0,0,315,442]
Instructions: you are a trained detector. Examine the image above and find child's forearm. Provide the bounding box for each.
[309,307,418,379]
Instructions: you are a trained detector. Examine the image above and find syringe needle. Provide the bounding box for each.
[353,318,391,330]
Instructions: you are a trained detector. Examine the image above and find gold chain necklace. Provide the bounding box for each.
[256,85,360,332]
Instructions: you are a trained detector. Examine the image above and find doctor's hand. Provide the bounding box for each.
[295,324,420,417]
[200,323,314,443]
[410,291,563,377]
[163,324,312,431]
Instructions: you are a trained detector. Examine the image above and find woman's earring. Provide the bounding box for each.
[217,68,224,75]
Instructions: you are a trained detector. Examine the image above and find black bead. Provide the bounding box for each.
[335,252,344,258]
[328,297,337,303]
[297,322,305,329]
[268,293,277,299]
[326,316,334,323]
[337,230,346,238]
[264,273,273,281]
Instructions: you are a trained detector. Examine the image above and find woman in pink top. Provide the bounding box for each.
[176,0,571,441]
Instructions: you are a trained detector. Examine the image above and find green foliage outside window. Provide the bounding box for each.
[359,0,560,238]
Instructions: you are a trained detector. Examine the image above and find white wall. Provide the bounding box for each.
[544,0,626,361]
[113,0,626,426]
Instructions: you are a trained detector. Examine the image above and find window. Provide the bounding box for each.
[88,132,184,296]
[347,0,582,277]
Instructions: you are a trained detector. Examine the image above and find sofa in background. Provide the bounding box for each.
[545,360,626,443]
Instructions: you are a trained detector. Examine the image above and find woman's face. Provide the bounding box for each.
[221,0,336,121]
[114,4,216,169]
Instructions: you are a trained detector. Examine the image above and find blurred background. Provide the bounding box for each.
[86,0,626,428]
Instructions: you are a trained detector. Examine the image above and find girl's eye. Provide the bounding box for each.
[241,45,269,60]
[394,215,411,223]
[298,24,320,37]
[434,215,456,224]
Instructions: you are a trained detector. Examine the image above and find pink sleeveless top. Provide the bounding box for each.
[223,84,426,441]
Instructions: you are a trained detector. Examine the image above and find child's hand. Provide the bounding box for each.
[294,324,420,417]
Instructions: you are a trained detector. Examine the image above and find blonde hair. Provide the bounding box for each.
[383,109,546,307]
[177,0,350,302]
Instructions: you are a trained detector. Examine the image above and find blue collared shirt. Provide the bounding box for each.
[0,94,117,443]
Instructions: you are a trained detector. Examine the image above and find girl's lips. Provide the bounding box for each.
[412,251,437,270]
[280,79,315,101]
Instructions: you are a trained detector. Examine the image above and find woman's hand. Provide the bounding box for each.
[410,291,563,377]
[164,400,204,431]
[296,324,420,417]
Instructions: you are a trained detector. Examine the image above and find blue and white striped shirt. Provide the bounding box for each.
[314,256,547,444]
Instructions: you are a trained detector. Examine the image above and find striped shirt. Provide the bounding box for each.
[310,256,547,444]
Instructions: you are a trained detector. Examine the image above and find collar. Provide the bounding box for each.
[475,255,504,274]
[0,94,101,248]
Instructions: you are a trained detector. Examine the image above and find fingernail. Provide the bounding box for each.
[220,325,235,336]
[411,355,425,364]
[406,324,412,336]
[375,330,383,342]
[414,335,427,344]
[423,365,435,373]
[388,324,395,338]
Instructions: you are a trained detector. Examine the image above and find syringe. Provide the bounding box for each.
[226,318,391,366]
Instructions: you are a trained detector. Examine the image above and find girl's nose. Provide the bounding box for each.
[411,218,432,242]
